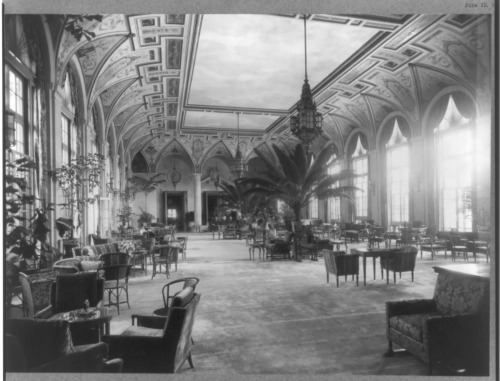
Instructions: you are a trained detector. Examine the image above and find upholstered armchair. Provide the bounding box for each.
[385,268,490,375]
[380,246,418,283]
[103,287,201,373]
[5,318,123,373]
[322,249,360,287]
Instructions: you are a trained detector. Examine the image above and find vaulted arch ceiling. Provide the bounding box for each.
[52,13,491,170]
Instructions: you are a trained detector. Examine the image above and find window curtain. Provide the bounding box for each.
[451,91,476,120]
[427,92,476,130]
[346,132,369,157]
[379,117,412,147]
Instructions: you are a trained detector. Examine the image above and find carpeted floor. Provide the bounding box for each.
[107,233,479,377]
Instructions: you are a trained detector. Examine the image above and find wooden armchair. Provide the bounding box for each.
[322,249,360,287]
[103,287,201,373]
[419,235,448,259]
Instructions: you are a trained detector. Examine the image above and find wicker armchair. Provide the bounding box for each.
[322,249,360,287]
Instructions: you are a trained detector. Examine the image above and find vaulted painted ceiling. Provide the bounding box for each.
[49,13,490,172]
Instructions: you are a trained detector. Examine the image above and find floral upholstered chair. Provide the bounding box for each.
[385,269,490,375]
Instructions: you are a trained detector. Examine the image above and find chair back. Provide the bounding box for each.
[90,234,109,245]
[449,233,467,247]
[316,239,332,251]
[162,287,201,373]
[323,250,359,276]
[99,252,131,266]
[101,264,131,283]
[161,277,200,309]
[59,239,80,258]
[54,272,104,313]
[18,272,57,318]
[384,246,418,272]
[53,258,82,274]
[176,236,188,248]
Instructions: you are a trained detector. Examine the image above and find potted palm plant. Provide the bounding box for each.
[5,156,55,272]
[239,141,359,261]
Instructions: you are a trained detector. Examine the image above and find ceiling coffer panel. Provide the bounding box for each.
[56,14,129,84]
[51,13,488,169]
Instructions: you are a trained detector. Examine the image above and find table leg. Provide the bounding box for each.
[386,263,390,284]
[373,257,376,280]
[363,255,367,286]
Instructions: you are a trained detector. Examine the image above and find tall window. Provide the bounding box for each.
[436,95,473,231]
[327,155,341,222]
[6,65,26,155]
[352,136,368,219]
[386,120,409,225]
[309,196,318,219]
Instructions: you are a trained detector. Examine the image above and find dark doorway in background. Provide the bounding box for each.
[202,192,220,225]
[163,192,186,232]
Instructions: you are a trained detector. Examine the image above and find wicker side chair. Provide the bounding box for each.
[322,249,360,287]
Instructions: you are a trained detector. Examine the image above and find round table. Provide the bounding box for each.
[48,307,113,345]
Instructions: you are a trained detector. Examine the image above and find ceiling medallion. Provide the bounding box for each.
[289,15,323,153]
[231,112,246,178]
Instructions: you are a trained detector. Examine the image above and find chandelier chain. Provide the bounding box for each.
[304,15,308,80]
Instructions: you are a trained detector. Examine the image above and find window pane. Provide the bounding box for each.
[387,144,409,224]
[436,122,473,231]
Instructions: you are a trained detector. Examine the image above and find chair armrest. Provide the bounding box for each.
[34,304,54,319]
[33,342,109,372]
[424,313,480,337]
[131,314,168,329]
[424,313,482,365]
[386,299,436,319]
[103,334,164,354]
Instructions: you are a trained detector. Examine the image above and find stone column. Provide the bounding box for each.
[193,173,202,231]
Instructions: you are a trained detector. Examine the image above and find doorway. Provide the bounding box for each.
[202,191,220,225]
[163,192,186,232]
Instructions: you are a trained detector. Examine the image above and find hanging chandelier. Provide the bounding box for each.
[289,15,323,152]
[144,144,157,167]
[169,148,181,190]
[231,112,246,178]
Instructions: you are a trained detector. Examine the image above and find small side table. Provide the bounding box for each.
[48,307,113,345]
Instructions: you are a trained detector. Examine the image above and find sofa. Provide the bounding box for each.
[385,266,490,375]
[53,257,103,274]
[5,318,122,372]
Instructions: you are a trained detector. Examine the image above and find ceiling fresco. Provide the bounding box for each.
[50,13,490,173]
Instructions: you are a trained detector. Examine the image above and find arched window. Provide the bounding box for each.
[351,135,368,220]
[6,66,27,156]
[386,119,409,225]
[435,95,473,231]
[61,73,77,165]
[327,153,342,222]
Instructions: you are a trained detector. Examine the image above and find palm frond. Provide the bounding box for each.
[272,144,302,183]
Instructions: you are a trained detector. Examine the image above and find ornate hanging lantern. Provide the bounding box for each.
[289,15,323,152]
